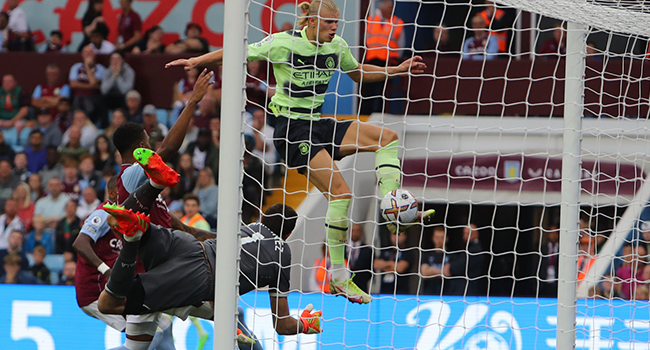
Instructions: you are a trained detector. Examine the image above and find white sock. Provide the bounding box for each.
[124,230,144,242]
[149,179,164,189]
[331,264,350,282]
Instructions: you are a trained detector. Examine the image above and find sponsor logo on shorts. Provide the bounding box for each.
[299,142,310,156]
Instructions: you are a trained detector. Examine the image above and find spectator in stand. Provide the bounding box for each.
[70,45,106,127]
[24,130,47,173]
[0,74,29,146]
[61,157,81,202]
[281,22,293,31]
[0,198,24,249]
[193,95,217,129]
[186,128,219,183]
[124,90,143,124]
[361,0,405,115]
[539,226,560,298]
[0,230,29,273]
[36,108,63,148]
[347,223,373,293]
[35,178,70,229]
[538,23,566,56]
[38,147,62,186]
[77,187,99,220]
[78,154,103,195]
[420,225,450,295]
[0,12,9,52]
[32,64,71,120]
[142,104,168,146]
[210,116,220,148]
[104,109,126,140]
[12,183,33,231]
[89,28,115,54]
[116,0,142,52]
[101,51,135,111]
[172,67,200,124]
[433,24,454,53]
[59,126,90,160]
[42,30,67,53]
[28,173,45,203]
[62,111,98,149]
[11,152,29,183]
[447,222,488,296]
[5,0,31,52]
[310,242,334,292]
[577,235,597,284]
[132,25,165,54]
[30,245,50,284]
[0,160,19,211]
[242,135,263,224]
[0,131,15,162]
[476,0,513,54]
[0,253,39,284]
[55,200,81,261]
[245,60,273,111]
[463,15,499,60]
[374,231,415,295]
[171,153,197,201]
[165,22,210,54]
[181,193,211,231]
[93,135,115,173]
[59,260,76,285]
[246,108,277,184]
[78,0,107,52]
[54,98,73,133]
[193,168,218,224]
[24,215,53,255]
[615,243,647,299]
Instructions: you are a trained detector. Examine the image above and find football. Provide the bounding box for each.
[380,189,418,224]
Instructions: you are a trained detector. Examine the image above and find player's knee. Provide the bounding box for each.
[98,291,123,314]
[381,128,399,146]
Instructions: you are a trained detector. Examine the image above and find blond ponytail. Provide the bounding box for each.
[296,0,339,27]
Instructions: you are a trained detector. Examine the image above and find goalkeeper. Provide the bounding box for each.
[97,149,322,336]
[166,0,433,304]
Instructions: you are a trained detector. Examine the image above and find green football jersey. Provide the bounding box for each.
[248,29,359,120]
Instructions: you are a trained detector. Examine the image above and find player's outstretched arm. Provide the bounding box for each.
[346,56,427,83]
[73,234,112,279]
[170,214,216,241]
[269,296,323,335]
[165,49,224,71]
[157,68,213,162]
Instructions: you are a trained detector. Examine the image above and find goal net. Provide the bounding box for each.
[224,0,650,349]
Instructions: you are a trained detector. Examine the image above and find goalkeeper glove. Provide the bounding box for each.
[299,304,323,334]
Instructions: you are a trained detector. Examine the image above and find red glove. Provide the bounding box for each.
[300,304,323,334]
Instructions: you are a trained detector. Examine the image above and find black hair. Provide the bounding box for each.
[113,122,145,155]
[144,25,162,41]
[110,50,125,59]
[107,175,118,192]
[261,204,297,240]
[29,129,43,137]
[0,12,9,21]
[50,30,62,38]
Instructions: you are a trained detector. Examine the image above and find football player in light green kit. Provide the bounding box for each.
[166,0,434,304]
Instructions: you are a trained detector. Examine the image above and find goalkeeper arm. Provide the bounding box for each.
[269,296,322,335]
[346,56,427,83]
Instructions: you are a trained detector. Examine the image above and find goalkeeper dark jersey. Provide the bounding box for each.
[238,223,292,297]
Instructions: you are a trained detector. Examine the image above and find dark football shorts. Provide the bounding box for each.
[272,115,353,174]
[123,225,214,315]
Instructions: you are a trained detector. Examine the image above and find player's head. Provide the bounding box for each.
[113,122,150,157]
[298,0,339,43]
[106,174,118,203]
[262,204,298,240]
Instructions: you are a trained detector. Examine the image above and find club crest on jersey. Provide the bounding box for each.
[325,56,336,69]
[299,142,310,156]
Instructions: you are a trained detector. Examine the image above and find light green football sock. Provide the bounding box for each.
[325,198,351,268]
[375,139,401,197]
[190,316,209,350]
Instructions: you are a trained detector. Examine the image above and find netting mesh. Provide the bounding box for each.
[235,0,650,349]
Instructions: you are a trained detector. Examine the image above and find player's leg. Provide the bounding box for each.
[307,149,370,304]
[190,316,210,350]
[339,121,435,233]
